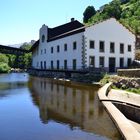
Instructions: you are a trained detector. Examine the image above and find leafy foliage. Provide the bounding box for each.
[0,63,10,73]
[83,6,96,23]
[0,54,9,64]
[84,0,140,34]
[18,43,32,69]
[0,43,32,73]
[0,54,10,73]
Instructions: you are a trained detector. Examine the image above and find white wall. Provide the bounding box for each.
[85,18,136,69]
[32,18,136,71]
[33,30,84,69]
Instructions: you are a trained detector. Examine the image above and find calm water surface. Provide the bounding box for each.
[0,73,122,140]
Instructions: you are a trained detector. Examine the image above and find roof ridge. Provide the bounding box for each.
[49,26,85,41]
[50,20,84,30]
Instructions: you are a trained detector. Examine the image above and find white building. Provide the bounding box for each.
[31,18,136,72]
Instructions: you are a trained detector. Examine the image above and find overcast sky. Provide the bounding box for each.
[0,0,112,45]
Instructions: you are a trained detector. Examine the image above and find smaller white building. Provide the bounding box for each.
[31,18,136,72]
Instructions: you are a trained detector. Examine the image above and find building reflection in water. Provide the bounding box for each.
[29,77,122,140]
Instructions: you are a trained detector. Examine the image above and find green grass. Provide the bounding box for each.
[126,88,140,94]
[112,85,140,95]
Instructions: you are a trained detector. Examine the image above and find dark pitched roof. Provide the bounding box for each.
[30,20,85,51]
[48,20,84,40]
[30,40,39,51]
[0,44,29,53]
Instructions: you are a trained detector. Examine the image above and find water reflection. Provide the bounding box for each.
[0,73,28,98]
[29,77,122,140]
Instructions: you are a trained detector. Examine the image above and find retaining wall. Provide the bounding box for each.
[117,69,140,77]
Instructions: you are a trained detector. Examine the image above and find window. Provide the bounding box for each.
[51,61,53,69]
[73,59,77,70]
[51,47,53,53]
[40,61,43,69]
[37,62,39,67]
[44,61,46,69]
[57,60,60,69]
[90,40,95,49]
[128,45,131,52]
[89,56,95,67]
[110,42,115,53]
[120,43,124,54]
[42,35,45,43]
[64,60,67,69]
[99,57,104,67]
[44,49,46,54]
[99,41,105,52]
[57,45,60,52]
[120,58,124,68]
[41,49,43,54]
[73,42,77,50]
[64,44,67,51]
[127,58,132,67]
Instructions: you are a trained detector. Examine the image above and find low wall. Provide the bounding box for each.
[117,69,140,78]
[28,68,104,83]
[98,83,140,140]
[28,69,65,78]
[114,103,140,124]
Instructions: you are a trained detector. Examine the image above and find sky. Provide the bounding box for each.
[0,0,112,45]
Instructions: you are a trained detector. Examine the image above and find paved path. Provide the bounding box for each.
[98,83,140,140]
[108,89,140,107]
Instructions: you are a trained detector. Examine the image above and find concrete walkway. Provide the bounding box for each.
[108,89,140,107]
[98,83,140,140]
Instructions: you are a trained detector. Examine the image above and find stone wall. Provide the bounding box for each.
[28,68,104,83]
[117,69,140,78]
[28,69,65,78]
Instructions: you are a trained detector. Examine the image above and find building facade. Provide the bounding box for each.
[31,18,136,72]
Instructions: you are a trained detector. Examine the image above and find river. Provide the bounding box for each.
[0,73,122,140]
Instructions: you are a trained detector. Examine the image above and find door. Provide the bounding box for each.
[57,60,59,70]
[120,58,124,68]
[44,61,46,69]
[40,61,43,69]
[109,58,116,72]
[64,60,67,70]
[73,59,76,70]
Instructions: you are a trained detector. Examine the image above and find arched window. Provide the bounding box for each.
[42,35,45,43]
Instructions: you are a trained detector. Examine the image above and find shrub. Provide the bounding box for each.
[0,63,10,73]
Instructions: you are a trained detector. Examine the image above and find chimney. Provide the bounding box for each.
[71,18,75,22]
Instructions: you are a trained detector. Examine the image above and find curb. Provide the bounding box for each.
[98,83,140,140]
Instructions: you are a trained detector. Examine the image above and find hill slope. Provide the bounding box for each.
[86,0,140,35]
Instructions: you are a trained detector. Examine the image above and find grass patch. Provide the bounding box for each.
[112,85,140,95]
[99,73,111,85]
[126,88,140,94]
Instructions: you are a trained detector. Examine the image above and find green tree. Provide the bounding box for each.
[83,6,96,23]
[19,43,32,69]
[0,63,10,73]
[0,54,10,73]
[103,0,122,19]
[84,0,140,35]
[0,54,9,64]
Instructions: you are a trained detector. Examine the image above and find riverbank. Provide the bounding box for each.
[28,68,105,84]
[28,68,140,93]
[100,74,140,94]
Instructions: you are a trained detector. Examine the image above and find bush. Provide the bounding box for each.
[0,63,10,73]
[0,54,9,64]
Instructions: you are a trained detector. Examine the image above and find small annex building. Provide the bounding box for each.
[31,18,136,72]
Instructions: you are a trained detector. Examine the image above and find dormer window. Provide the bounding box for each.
[42,35,45,43]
